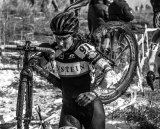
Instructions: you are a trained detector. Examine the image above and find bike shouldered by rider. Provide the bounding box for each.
[30,7,120,129]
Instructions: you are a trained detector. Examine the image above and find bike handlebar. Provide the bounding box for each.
[0,45,55,54]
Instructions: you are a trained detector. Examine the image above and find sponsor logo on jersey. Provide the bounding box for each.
[56,61,89,76]
[68,54,75,59]
[58,53,64,59]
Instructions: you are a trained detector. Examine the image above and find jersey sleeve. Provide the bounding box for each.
[75,43,111,71]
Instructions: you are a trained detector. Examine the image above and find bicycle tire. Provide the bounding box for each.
[16,74,27,129]
[92,21,138,104]
[154,11,160,28]
[16,70,33,129]
[24,77,33,129]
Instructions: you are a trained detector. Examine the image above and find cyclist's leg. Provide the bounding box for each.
[86,98,105,129]
[59,105,82,129]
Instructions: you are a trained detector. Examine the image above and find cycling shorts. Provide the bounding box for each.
[59,98,105,129]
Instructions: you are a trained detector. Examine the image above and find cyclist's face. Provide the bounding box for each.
[55,35,73,52]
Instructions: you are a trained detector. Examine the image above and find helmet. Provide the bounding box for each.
[50,11,79,36]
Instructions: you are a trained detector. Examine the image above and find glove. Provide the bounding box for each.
[146,71,155,91]
[75,92,97,107]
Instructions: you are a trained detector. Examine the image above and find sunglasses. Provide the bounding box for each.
[55,34,72,41]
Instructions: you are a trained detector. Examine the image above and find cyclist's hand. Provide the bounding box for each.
[146,71,155,91]
[75,92,97,107]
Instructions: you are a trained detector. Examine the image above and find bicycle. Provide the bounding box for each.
[0,40,57,129]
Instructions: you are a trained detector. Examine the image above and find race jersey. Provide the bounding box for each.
[49,38,109,99]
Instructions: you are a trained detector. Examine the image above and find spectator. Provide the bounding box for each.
[108,0,134,22]
[150,0,160,28]
[88,0,112,34]
[70,0,79,16]
[140,4,144,11]
[41,0,59,12]
[88,0,113,51]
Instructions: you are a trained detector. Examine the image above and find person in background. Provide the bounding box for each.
[108,0,134,22]
[150,0,160,28]
[145,1,160,90]
[88,0,113,52]
[41,0,59,12]
[146,30,160,90]
[32,11,119,129]
[70,0,79,16]
[108,0,134,49]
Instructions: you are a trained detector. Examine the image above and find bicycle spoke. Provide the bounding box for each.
[115,45,129,61]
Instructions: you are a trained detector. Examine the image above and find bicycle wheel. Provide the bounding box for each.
[16,68,33,129]
[24,76,33,129]
[154,11,160,28]
[16,72,27,129]
[92,21,138,104]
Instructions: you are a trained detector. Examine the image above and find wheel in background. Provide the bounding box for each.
[154,12,160,28]
[92,21,138,104]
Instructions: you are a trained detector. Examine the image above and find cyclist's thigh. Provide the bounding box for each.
[87,98,105,129]
[59,107,81,129]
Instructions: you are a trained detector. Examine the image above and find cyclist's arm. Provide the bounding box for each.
[75,43,113,96]
[30,43,62,90]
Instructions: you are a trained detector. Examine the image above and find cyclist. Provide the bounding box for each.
[34,11,119,129]
[146,33,160,90]
[88,0,113,52]
[150,0,160,28]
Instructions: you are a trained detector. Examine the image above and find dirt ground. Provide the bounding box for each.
[0,64,155,129]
